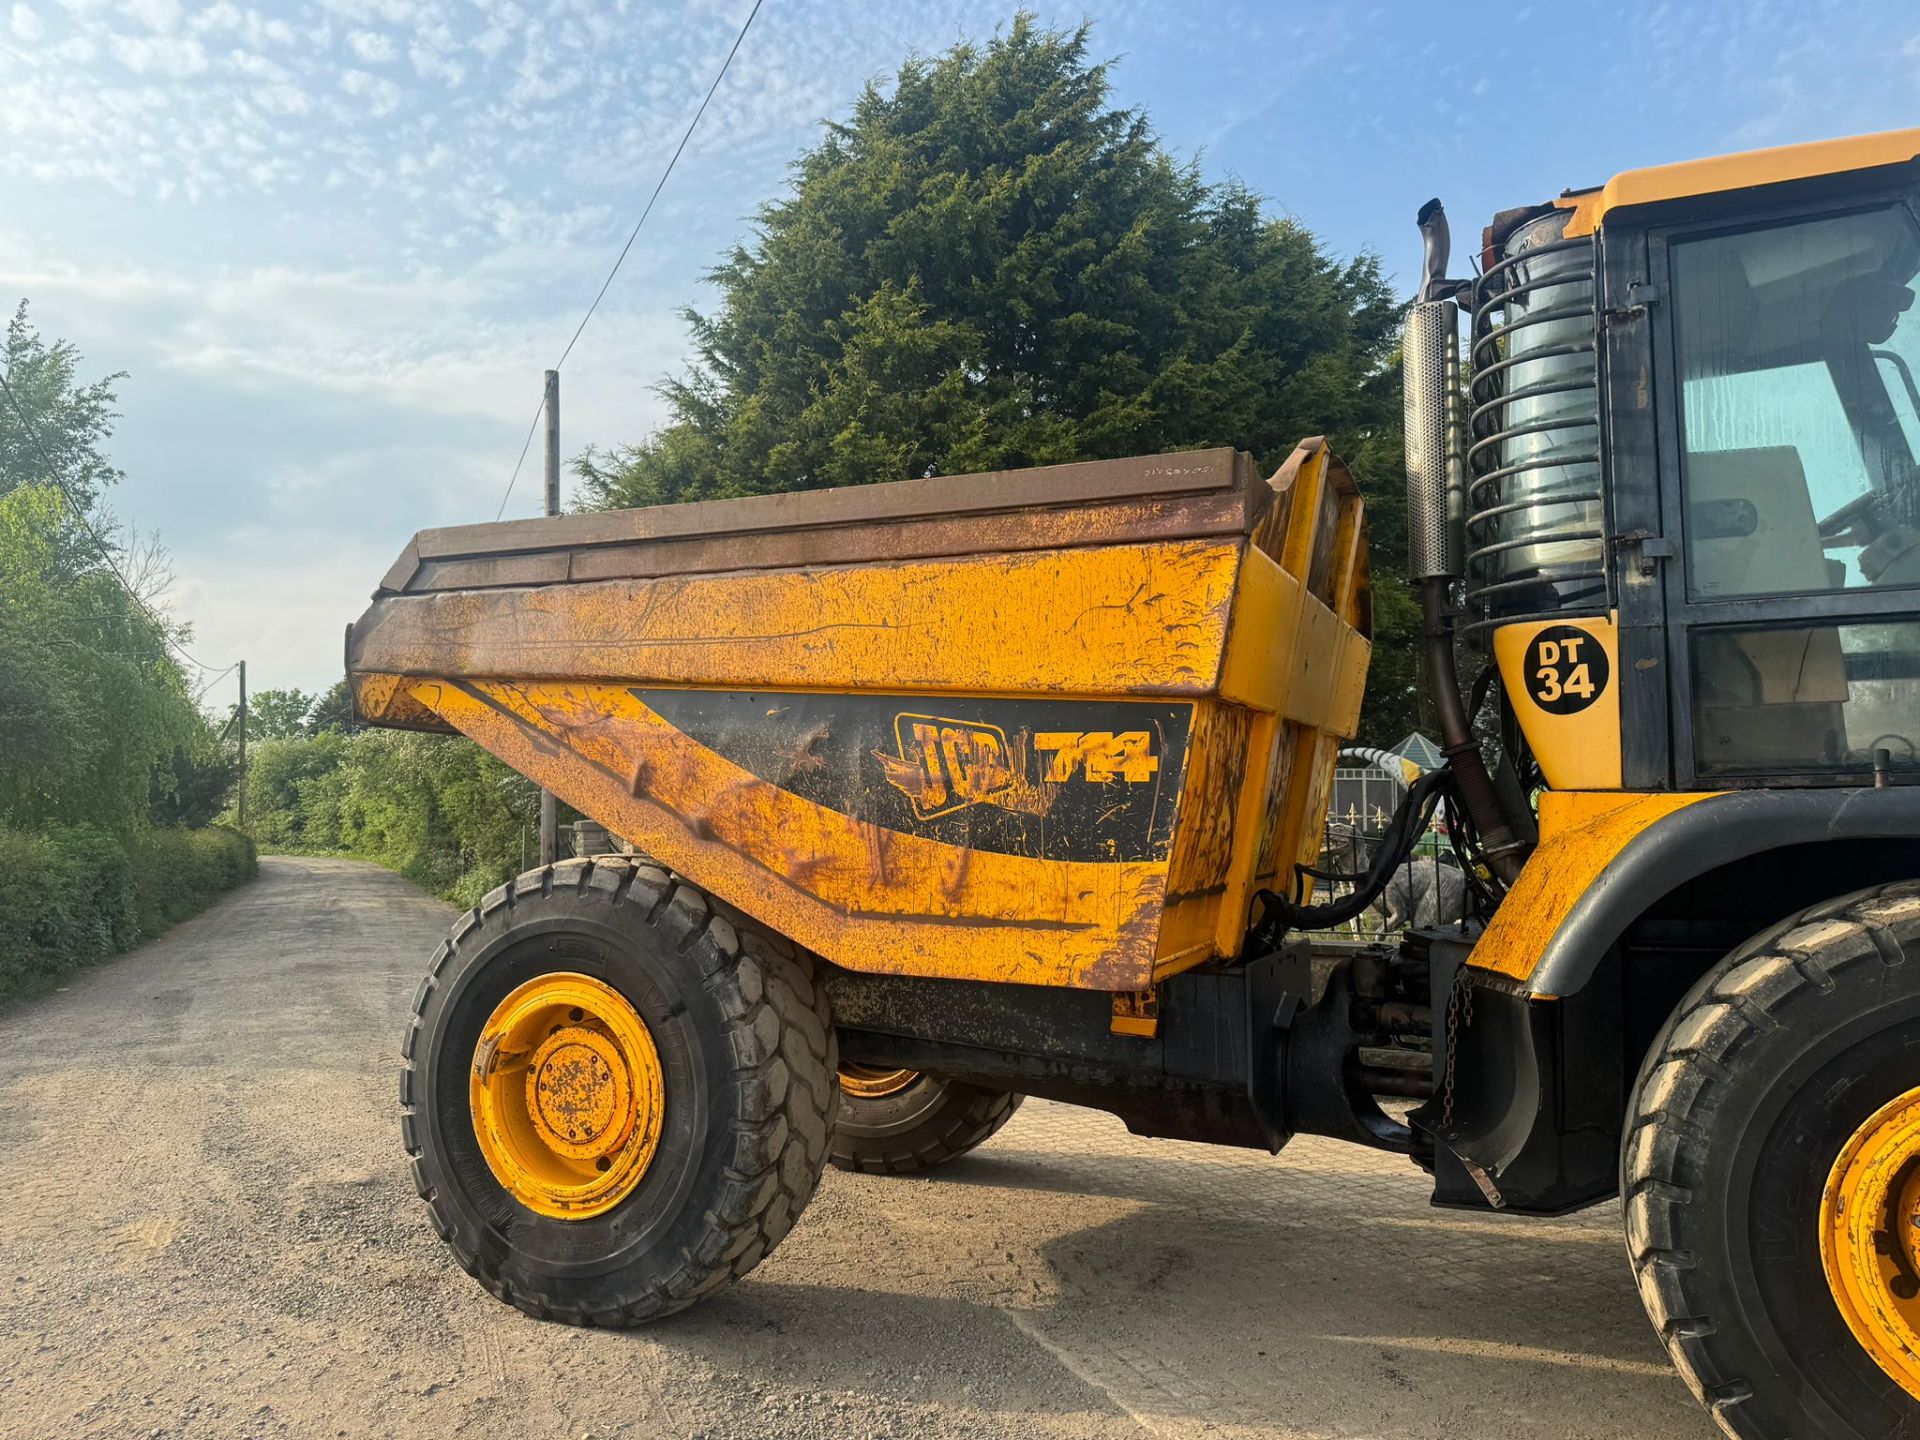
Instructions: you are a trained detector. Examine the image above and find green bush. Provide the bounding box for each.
[242,731,538,908]
[0,822,255,1005]
[130,825,259,935]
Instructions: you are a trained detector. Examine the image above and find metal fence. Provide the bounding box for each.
[1301,761,1460,944]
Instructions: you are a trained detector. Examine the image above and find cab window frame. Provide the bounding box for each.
[1669,199,1920,603]
[1631,162,1920,789]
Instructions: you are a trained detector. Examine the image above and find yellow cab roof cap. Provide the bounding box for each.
[1558,127,1920,237]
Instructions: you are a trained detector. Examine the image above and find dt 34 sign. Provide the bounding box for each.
[1524,625,1612,716]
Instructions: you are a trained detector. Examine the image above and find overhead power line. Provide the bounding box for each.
[495,0,765,520]
[496,408,545,522]
[0,362,225,674]
[193,660,241,702]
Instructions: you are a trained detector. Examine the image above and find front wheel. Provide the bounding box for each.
[829,1067,1022,1174]
[1624,880,1920,1438]
[400,858,838,1325]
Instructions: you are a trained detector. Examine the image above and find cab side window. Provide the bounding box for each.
[1673,204,1920,778]
[1673,206,1920,599]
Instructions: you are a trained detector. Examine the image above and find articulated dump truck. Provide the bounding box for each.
[350,128,1920,1440]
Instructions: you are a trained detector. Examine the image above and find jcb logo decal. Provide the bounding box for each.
[1525,625,1612,716]
[877,716,1159,820]
[1035,731,1159,784]
[879,715,1019,820]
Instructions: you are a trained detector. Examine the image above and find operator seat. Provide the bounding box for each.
[1685,447,1848,770]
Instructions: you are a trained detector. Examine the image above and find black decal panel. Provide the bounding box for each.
[634,689,1193,863]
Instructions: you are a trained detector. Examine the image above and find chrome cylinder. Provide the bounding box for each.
[1404,299,1465,580]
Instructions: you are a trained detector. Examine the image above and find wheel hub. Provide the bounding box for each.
[527,1027,631,1159]
[1822,1085,1920,1401]
[470,972,664,1220]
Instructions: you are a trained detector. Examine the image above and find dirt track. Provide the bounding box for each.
[0,856,1714,1439]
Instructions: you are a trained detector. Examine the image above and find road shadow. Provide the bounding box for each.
[622,1122,1712,1439]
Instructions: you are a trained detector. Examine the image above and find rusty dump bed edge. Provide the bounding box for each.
[348,439,1372,993]
[378,447,1272,596]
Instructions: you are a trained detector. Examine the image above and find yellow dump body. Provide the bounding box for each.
[347,439,1370,992]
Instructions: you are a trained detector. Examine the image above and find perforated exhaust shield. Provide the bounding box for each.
[1404,300,1464,580]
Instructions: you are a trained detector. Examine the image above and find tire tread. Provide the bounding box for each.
[1623,878,1920,1439]
[398,857,839,1326]
[829,1081,1023,1176]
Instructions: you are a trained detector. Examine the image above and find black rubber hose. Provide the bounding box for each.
[1256,769,1455,933]
[1421,580,1526,883]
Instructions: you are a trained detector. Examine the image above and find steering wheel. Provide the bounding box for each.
[1818,488,1885,541]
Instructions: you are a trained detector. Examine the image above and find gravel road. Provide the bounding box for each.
[0,856,1713,1440]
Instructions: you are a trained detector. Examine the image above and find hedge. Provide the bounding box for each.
[0,823,257,1005]
[242,730,540,909]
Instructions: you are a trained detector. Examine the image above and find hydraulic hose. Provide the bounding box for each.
[1256,768,1455,934]
[1421,579,1526,883]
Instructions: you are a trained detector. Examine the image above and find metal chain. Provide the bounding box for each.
[1439,962,1476,1130]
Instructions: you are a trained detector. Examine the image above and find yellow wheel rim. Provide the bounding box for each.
[470,972,664,1220]
[838,1063,919,1100]
[1822,1084,1920,1400]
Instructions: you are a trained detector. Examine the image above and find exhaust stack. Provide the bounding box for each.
[1404,201,1465,582]
[1405,199,1526,882]
[1416,197,1452,303]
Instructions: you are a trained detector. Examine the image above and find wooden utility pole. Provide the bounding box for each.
[236,659,249,831]
[538,370,561,867]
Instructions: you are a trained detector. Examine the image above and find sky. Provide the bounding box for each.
[2,0,1917,700]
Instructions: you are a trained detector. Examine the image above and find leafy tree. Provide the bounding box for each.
[0,307,236,831]
[243,731,352,849]
[150,739,242,828]
[1,300,126,515]
[576,15,1416,741]
[306,677,362,736]
[0,483,208,830]
[246,687,316,740]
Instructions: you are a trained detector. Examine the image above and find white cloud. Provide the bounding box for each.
[345,27,393,62]
[470,21,510,58]
[192,2,295,46]
[123,0,181,33]
[338,66,401,116]
[160,535,401,694]
[508,30,580,103]
[409,31,463,84]
[317,0,420,25]
[0,234,675,426]
[224,47,286,78]
[226,48,310,114]
[107,31,208,76]
[10,2,42,40]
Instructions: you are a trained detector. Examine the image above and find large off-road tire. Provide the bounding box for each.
[1624,880,1920,1439]
[829,1068,1022,1174]
[401,857,838,1325]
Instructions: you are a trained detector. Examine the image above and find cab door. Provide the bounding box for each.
[1637,178,1920,790]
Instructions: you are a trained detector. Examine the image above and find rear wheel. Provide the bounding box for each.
[1624,880,1920,1438]
[829,1067,1022,1174]
[401,858,838,1325]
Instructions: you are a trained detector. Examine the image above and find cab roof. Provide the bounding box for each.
[1558,126,1920,237]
